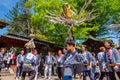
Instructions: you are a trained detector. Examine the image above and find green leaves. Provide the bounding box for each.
[7,0,120,45]
[49,25,55,30]
[73,25,99,40]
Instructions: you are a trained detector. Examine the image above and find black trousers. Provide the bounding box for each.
[57,67,63,80]
[108,72,116,80]
[99,72,109,80]
[99,72,116,80]
[39,66,44,75]
[0,68,1,72]
[73,65,77,78]
[22,70,36,80]
[117,72,120,79]
[94,72,100,80]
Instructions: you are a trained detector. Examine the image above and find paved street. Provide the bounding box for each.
[0,68,119,80]
[0,74,81,80]
[0,68,81,80]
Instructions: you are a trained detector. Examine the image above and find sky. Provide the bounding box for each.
[0,0,19,35]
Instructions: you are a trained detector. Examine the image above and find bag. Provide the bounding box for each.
[12,55,16,60]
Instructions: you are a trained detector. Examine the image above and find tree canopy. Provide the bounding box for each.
[6,0,120,45]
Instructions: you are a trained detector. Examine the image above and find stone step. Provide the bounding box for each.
[0,68,14,76]
[0,73,11,76]
[1,71,9,73]
[0,70,11,76]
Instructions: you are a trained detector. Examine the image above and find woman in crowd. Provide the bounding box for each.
[16,49,25,80]
[7,50,14,69]
[92,52,100,80]
[81,45,94,80]
[56,50,64,80]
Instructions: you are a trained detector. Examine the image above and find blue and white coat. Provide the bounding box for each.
[16,54,25,65]
[92,57,100,73]
[45,55,56,67]
[63,50,83,76]
[81,51,93,71]
[34,54,41,66]
[103,48,120,72]
[23,52,35,71]
[97,51,104,71]
[0,53,3,68]
[56,54,64,68]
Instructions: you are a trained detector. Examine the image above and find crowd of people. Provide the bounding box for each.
[0,49,16,72]
[0,39,120,80]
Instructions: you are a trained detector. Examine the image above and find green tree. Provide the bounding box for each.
[6,0,47,41]
[6,0,31,36]
[26,0,120,45]
[88,0,120,38]
[26,0,98,45]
